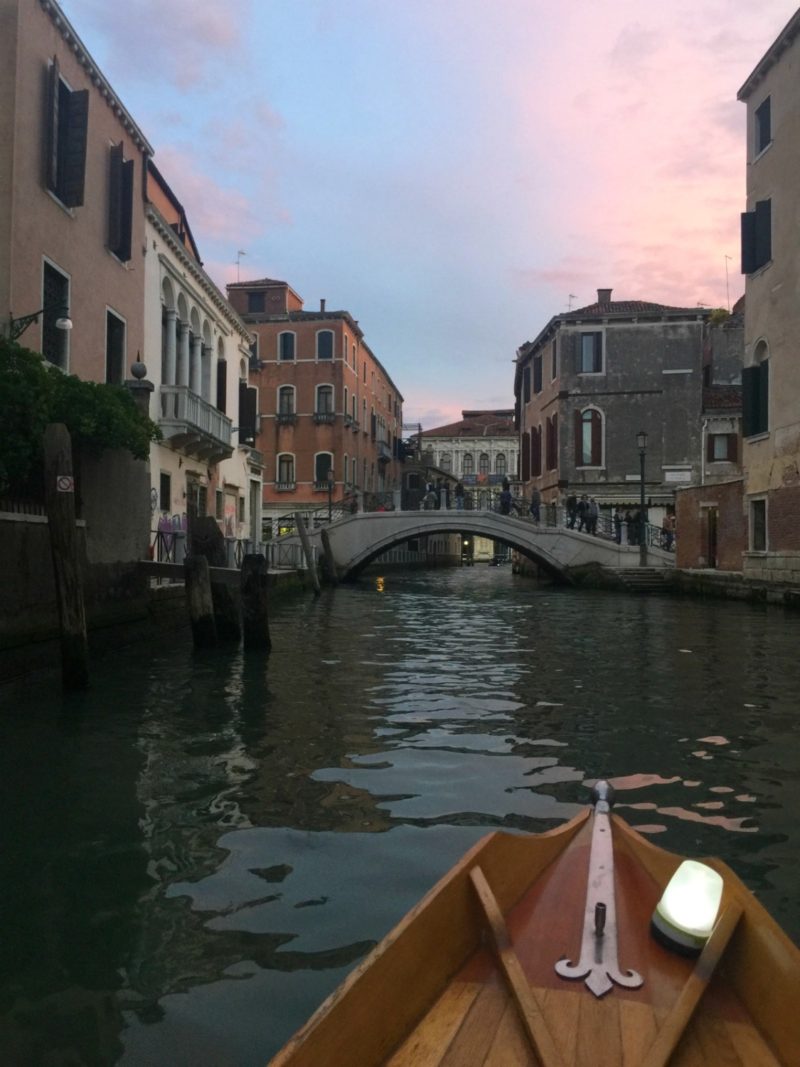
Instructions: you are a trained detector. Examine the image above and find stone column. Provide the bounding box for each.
[202,344,212,402]
[164,309,177,386]
[178,322,190,387]
[190,335,202,395]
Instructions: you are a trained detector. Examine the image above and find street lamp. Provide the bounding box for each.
[637,430,648,566]
[8,305,72,341]
[327,467,334,522]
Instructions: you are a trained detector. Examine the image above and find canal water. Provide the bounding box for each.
[1,567,799,1066]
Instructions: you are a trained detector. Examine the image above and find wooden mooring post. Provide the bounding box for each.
[320,527,338,586]
[184,554,217,647]
[43,423,89,690]
[294,512,321,595]
[241,554,271,651]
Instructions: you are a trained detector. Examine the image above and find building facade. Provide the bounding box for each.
[738,11,800,584]
[514,289,711,525]
[1,0,150,380]
[418,410,519,509]
[144,163,262,555]
[227,279,404,535]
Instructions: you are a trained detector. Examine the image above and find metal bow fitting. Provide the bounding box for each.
[555,780,644,998]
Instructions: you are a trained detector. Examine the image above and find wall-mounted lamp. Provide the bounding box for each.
[651,860,723,955]
[8,305,72,341]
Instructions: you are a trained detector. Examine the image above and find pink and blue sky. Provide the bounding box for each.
[64,0,797,427]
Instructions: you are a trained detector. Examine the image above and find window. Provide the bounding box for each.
[108,144,133,261]
[575,408,603,467]
[750,498,767,552]
[351,395,357,423]
[755,96,771,155]
[440,452,452,473]
[105,309,126,384]
[215,489,224,520]
[743,342,769,436]
[216,359,227,413]
[278,386,295,415]
[707,433,737,462]
[551,339,557,380]
[42,261,70,369]
[238,381,258,445]
[238,496,245,522]
[343,455,349,483]
[521,433,530,481]
[277,454,295,484]
[248,291,265,313]
[479,453,489,476]
[523,366,531,403]
[533,354,543,394]
[249,334,259,363]
[279,332,295,361]
[45,57,88,208]
[317,331,334,360]
[315,453,333,484]
[580,333,603,374]
[741,199,771,274]
[495,453,506,476]
[463,453,474,475]
[316,384,334,413]
[159,472,171,512]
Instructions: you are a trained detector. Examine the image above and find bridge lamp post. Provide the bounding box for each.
[637,431,648,567]
[327,468,334,522]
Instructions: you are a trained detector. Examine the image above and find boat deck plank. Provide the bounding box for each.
[438,980,508,1066]
[384,982,482,1067]
[483,1003,538,1067]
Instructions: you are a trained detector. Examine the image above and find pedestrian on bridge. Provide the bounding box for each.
[529,487,541,524]
[455,481,465,510]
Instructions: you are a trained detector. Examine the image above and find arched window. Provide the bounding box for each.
[744,339,769,437]
[277,453,295,485]
[344,386,349,416]
[462,453,474,475]
[352,394,357,422]
[479,453,490,476]
[278,332,295,361]
[575,408,603,467]
[495,453,507,476]
[440,452,452,473]
[278,385,295,415]
[343,454,349,484]
[316,384,334,413]
[317,330,334,360]
[315,452,334,484]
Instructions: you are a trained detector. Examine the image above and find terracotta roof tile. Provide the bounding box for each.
[703,386,742,411]
[563,300,704,319]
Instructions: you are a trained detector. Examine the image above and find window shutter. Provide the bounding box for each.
[741,211,757,275]
[45,57,60,192]
[742,365,758,436]
[521,432,530,481]
[727,434,738,462]
[216,360,227,414]
[591,410,602,465]
[754,199,771,269]
[118,158,134,261]
[574,409,582,466]
[108,143,123,251]
[706,433,715,463]
[238,382,257,445]
[594,334,603,372]
[61,89,89,207]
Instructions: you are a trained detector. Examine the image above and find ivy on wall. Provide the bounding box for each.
[0,337,161,496]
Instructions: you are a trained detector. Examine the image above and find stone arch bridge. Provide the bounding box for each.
[283,511,674,583]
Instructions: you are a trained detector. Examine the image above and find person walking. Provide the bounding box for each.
[498,485,513,515]
[530,486,541,524]
[613,507,623,544]
[587,497,599,535]
[566,493,577,529]
[454,481,464,511]
[577,494,589,532]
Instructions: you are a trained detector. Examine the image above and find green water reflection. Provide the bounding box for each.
[1,568,799,1065]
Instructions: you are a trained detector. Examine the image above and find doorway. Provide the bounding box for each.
[707,507,718,569]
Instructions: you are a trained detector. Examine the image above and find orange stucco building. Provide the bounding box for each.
[227,279,404,533]
[1,0,150,381]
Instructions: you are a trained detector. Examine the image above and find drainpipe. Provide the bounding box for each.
[700,417,708,485]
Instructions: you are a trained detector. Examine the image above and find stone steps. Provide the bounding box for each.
[612,568,674,594]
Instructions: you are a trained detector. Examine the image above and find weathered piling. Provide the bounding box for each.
[184,554,217,647]
[189,516,242,641]
[43,423,89,690]
[294,512,321,595]
[241,554,271,651]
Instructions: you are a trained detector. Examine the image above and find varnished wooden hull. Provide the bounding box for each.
[269,811,800,1066]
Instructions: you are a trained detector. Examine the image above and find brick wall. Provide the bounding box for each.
[676,480,744,571]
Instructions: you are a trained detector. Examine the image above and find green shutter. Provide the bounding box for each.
[61,89,89,207]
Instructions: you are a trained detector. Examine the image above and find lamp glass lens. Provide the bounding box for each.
[657,860,723,937]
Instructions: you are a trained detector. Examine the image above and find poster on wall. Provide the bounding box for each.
[224,492,237,537]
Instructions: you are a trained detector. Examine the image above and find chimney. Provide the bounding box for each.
[320,298,326,313]
[597,288,612,305]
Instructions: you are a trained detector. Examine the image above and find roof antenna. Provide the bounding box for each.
[236,249,246,282]
[568,293,577,311]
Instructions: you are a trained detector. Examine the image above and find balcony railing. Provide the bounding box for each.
[377,440,392,462]
[313,411,336,424]
[350,420,360,432]
[274,480,296,491]
[276,412,297,425]
[159,385,232,463]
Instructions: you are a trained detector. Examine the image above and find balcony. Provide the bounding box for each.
[377,440,392,463]
[159,385,232,464]
[276,412,297,426]
[274,481,296,491]
[350,420,360,432]
[313,411,336,425]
